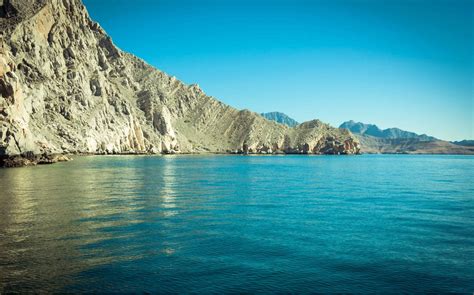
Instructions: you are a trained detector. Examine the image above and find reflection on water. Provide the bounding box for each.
[0,155,473,292]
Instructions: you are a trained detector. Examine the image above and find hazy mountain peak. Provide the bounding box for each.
[339,121,436,141]
[260,112,299,127]
[451,140,474,147]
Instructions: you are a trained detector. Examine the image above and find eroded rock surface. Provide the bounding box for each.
[0,0,360,167]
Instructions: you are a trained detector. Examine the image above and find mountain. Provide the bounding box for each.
[339,120,436,141]
[451,140,474,147]
[260,112,299,127]
[340,121,473,154]
[0,0,359,167]
[355,135,474,154]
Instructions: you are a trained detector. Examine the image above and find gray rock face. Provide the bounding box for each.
[0,0,360,166]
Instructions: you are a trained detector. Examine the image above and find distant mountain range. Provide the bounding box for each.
[339,120,473,154]
[451,140,474,147]
[260,112,299,127]
[262,113,473,154]
[339,120,436,141]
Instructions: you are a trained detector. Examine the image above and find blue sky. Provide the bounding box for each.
[83,0,473,141]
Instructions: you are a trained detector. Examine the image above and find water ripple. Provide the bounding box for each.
[0,155,473,293]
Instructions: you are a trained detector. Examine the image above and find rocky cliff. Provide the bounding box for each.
[0,0,360,166]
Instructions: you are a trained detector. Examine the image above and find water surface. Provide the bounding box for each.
[0,155,473,292]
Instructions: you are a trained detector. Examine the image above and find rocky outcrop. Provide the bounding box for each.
[0,0,360,167]
[0,151,71,167]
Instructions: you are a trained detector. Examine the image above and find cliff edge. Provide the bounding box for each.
[0,0,360,167]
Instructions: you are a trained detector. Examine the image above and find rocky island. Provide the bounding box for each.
[0,0,360,167]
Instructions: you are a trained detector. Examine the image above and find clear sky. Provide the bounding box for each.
[83,0,473,141]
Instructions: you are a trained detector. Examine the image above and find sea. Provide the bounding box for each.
[0,155,473,293]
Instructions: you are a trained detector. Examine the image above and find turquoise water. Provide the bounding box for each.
[0,155,473,293]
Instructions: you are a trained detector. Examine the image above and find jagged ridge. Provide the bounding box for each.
[0,0,360,166]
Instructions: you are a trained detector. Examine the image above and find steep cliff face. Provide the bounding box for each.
[0,0,359,166]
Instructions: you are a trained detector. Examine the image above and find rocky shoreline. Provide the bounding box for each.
[0,141,360,168]
[0,152,71,167]
[4,148,473,168]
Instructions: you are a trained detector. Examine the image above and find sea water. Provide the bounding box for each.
[0,155,473,292]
